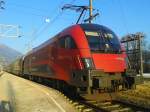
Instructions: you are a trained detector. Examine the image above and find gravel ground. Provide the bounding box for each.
[0,72,78,112]
[116,81,150,109]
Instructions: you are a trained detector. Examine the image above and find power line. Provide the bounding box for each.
[25,0,66,50]
[7,1,49,13]
[6,1,65,18]
[49,0,65,15]
[29,0,74,43]
[114,0,129,33]
[30,11,64,43]
[70,0,77,4]
[7,7,50,18]
[0,0,49,17]
[26,0,78,51]
[3,1,48,18]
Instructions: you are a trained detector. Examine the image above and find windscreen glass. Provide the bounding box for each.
[85,29,121,54]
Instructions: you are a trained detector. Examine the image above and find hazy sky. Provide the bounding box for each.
[0,0,150,54]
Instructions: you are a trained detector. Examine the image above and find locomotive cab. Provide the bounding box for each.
[13,23,138,95]
[70,24,137,94]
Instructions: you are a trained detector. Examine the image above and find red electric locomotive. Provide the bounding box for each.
[22,24,137,94]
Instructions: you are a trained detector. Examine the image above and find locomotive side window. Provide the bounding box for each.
[59,37,65,48]
[65,36,77,49]
[58,36,77,49]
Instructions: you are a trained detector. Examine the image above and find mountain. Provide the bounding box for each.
[0,44,22,66]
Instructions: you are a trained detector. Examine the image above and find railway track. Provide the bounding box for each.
[21,76,150,112]
[57,91,150,112]
[7,73,149,112]
[70,99,150,112]
[26,78,150,112]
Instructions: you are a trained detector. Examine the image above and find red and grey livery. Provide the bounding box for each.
[6,24,139,94]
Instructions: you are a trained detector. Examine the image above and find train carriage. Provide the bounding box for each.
[6,57,23,75]
[21,24,137,94]
[7,23,139,94]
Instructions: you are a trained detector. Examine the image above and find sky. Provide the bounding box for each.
[0,0,150,54]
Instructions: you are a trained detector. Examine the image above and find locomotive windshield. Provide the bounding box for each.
[80,24,121,54]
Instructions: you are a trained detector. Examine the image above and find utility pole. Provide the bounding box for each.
[62,0,99,24]
[84,0,99,23]
[121,32,144,77]
[138,33,144,77]
[89,0,93,23]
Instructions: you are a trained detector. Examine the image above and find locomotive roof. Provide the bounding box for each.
[79,23,115,33]
[26,24,116,56]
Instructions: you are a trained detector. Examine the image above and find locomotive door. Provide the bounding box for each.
[29,55,32,74]
[51,42,58,62]
[57,36,77,79]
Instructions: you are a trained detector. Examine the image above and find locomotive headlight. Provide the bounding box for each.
[81,58,94,69]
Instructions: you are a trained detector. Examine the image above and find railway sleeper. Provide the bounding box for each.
[97,102,112,106]
[73,102,95,112]
[86,100,97,104]
[75,104,85,109]
[111,108,132,112]
[86,101,100,106]
[102,104,121,110]
[82,108,94,112]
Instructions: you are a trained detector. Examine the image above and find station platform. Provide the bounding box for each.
[0,72,78,112]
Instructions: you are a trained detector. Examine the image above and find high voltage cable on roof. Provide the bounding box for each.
[62,0,99,24]
[81,10,87,23]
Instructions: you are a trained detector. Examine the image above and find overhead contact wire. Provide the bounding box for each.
[29,0,76,43]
